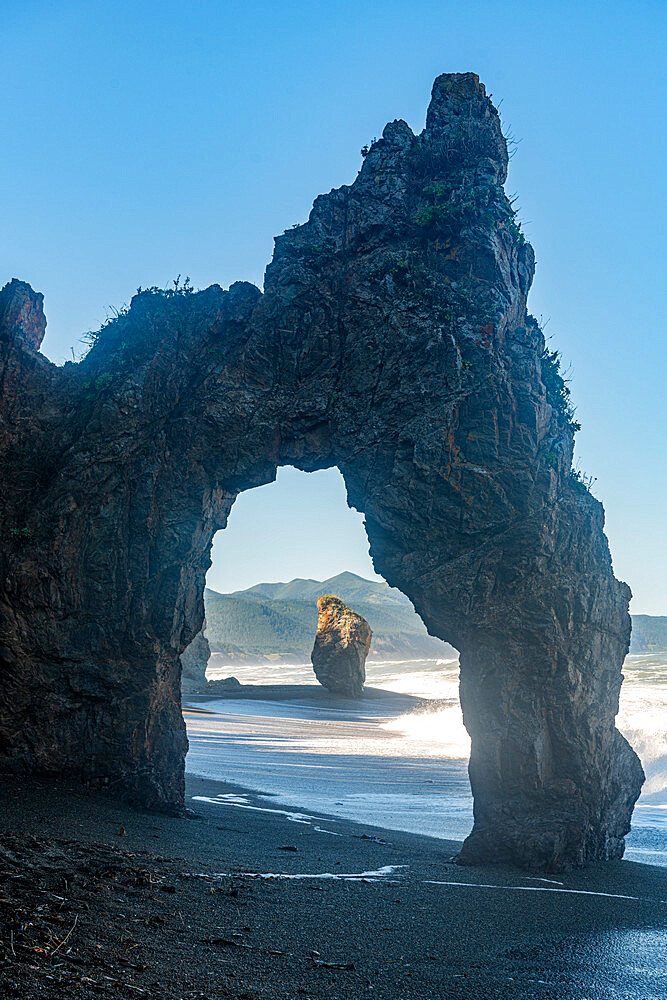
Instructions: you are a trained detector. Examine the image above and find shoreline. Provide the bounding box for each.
[184,681,667,869]
[184,682,435,709]
[182,688,475,847]
[2,772,666,999]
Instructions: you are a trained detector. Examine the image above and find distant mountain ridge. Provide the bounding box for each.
[204,571,454,664]
[231,571,414,607]
[203,573,667,664]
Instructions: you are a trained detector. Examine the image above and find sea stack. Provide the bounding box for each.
[311,595,372,697]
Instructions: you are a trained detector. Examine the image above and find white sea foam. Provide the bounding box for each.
[192,792,333,827]
[200,865,407,882]
[208,653,666,787]
[380,705,470,759]
[616,659,667,804]
[187,652,667,865]
[425,881,667,905]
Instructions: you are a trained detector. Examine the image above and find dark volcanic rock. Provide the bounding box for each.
[311,595,372,697]
[0,73,643,867]
[180,623,210,694]
[205,676,242,694]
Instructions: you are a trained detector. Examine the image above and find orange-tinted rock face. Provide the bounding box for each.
[0,279,46,351]
[311,595,372,697]
[0,74,643,868]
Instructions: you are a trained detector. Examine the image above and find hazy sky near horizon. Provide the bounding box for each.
[2,1,665,612]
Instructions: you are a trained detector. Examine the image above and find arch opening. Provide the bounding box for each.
[181,464,471,844]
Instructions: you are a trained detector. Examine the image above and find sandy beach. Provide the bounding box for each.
[1,769,666,1000]
[2,663,665,998]
[187,658,667,867]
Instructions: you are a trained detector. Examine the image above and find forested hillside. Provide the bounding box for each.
[630,615,667,653]
[203,573,667,663]
[204,572,455,663]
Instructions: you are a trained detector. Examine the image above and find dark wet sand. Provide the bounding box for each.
[1,773,666,999]
[187,683,433,710]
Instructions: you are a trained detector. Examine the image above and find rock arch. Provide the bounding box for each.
[0,73,643,870]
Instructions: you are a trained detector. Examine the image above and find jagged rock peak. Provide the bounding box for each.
[0,278,46,351]
[427,71,487,121]
[425,71,508,183]
[311,596,372,698]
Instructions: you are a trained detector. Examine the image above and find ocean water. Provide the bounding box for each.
[185,653,667,866]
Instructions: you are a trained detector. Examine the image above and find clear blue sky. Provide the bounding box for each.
[2,1,665,612]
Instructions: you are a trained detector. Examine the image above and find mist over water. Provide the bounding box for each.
[616,654,667,805]
[195,653,667,866]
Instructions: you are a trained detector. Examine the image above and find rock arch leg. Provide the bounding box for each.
[351,464,644,870]
[457,635,643,870]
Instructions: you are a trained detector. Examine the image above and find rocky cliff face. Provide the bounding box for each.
[0,73,643,868]
[180,624,210,694]
[311,596,371,697]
